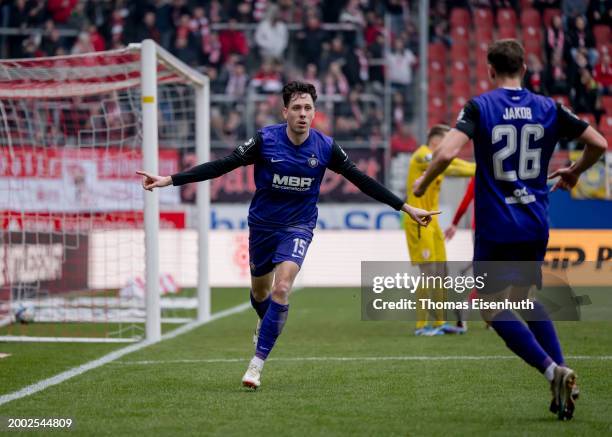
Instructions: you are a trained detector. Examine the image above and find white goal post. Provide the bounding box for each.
[0,39,210,343]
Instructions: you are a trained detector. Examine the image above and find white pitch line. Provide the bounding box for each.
[116,355,612,365]
[0,300,254,407]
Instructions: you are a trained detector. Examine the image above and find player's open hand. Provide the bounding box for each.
[136,170,172,191]
[548,167,579,192]
[402,204,440,227]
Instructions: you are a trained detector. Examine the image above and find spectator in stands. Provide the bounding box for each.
[71,32,95,55]
[88,25,105,52]
[573,68,599,113]
[320,36,347,74]
[47,0,78,24]
[386,37,417,93]
[323,61,350,96]
[546,51,571,94]
[337,89,365,127]
[219,17,249,63]
[390,123,418,154]
[385,0,407,34]
[392,91,408,128]
[189,6,210,64]
[40,20,63,56]
[154,0,174,49]
[339,0,366,48]
[364,11,384,47]
[587,0,611,26]
[567,16,598,67]
[525,54,546,94]
[296,14,327,67]
[254,4,288,61]
[545,14,565,64]
[205,32,223,68]
[561,0,589,23]
[254,100,278,129]
[302,63,322,95]
[250,59,284,93]
[26,0,47,27]
[367,33,385,89]
[430,20,452,48]
[232,1,254,23]
[226,62,249,98]
[134,11,161,44]
[593,49,612,95]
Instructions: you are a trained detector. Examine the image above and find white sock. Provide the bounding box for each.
[250,356,265,370]
[544,362,558,382]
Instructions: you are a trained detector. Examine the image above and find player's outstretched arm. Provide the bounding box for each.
[548,126,608,192]
[401,204,441,227]
[328,141,439,226]
[137,135,261,190]
[136,171,172,191]
[413,129,470,197]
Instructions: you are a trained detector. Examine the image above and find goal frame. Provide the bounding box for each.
[0,39,211,343]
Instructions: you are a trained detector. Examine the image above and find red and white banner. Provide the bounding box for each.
[0,147,180,212]
[0,210,186,232]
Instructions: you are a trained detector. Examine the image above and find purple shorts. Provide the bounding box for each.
[249,227,313,277]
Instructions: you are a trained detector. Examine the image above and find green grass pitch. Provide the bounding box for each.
[1,287,611,436]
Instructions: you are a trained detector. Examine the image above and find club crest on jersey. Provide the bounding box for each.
[307,156,319,168]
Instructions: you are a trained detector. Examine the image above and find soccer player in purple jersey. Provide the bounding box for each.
[137,81,439,389]
[414,40,607,420]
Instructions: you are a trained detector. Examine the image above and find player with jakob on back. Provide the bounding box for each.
[137,81,439,389]
[413,40,607,420]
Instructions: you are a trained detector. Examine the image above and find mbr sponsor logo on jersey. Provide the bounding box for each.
[272,173,315,191]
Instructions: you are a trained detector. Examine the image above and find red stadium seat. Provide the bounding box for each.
[577,113,596,126]
[474,8,494,29]
[451,42,470,61]
[476,62,490,81]
[475,27,494,46]
[593,25,611,49]
[451,60,469,76]
[451,26,470,46]
[543,9,561,27]
[428,59,445,76]
[474,79,492,94]
[602,95,612,115]
[498,26,518,39]
[452,96,469,116]
[451,80,470,98]
[520,9,541,28]
[450,8,471,27]
[428,79,446,98]
[497,8,517,28]
[551,95,570,107]
[522,26,542,43]
[600,116,612,139]
[429,42,446,63]
[519,0,533,9]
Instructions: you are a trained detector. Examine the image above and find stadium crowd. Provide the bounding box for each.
[0,0,609,148]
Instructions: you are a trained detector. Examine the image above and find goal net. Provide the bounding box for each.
[0,40,210,343]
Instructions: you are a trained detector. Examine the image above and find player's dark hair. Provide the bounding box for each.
[487,39,525,77]
[427,124,450,142]
[282,81,318,107]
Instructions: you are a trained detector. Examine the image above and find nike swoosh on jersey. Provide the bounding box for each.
[271,158,285,163]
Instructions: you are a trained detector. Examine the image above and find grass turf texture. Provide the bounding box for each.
[1,287,611,436]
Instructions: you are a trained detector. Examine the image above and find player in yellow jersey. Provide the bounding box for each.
[404,124,475,336]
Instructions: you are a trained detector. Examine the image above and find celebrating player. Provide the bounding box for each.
[413,40,607,420]
[137,81,439,389]
[404,124,475,335]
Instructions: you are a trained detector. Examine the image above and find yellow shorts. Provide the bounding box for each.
[405,222,447,264]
